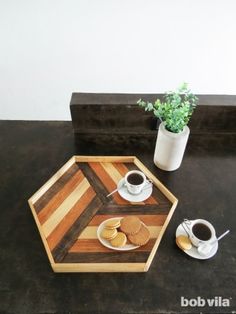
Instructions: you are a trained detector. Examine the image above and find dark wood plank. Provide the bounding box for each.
[34,163,79,213]
[151,186,172,206]
[78,162,109,204]
[47,186,96,251]
[52,196,103,262]
[38,169,84,224]
[88,161,128,205]
[98,204,170,215]
[62,251,150,263]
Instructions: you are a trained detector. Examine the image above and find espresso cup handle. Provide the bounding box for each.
[183,219,192,228]
[145,179,153,186]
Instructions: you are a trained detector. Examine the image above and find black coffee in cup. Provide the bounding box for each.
[192,223,212,241]
[127,173,144,185]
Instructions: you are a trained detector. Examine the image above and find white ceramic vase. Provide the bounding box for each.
[154,122,190,171]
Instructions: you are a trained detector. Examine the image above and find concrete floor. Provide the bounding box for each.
[0,121,235,314]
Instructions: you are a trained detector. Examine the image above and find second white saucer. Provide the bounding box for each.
[176,222,218,260]
[117,178,153,202]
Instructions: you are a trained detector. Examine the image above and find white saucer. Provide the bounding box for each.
[117,178,153,202]
[97,217,140,251]
[176,222,218,260]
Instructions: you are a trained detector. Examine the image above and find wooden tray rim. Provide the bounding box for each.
[51,262,146,273]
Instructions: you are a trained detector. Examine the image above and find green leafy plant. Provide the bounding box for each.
[137,83,198,133]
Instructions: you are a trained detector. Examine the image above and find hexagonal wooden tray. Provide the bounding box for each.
[28,156,178,272]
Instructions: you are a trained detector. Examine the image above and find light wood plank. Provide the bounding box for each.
[38,169,84,224]
[100,162,124,184]
[47,187,96,250]
[78,226,98,239]
[52,262,146,272]
[75,156,135,163]
[42,178,90,237]
[144,201,178,271]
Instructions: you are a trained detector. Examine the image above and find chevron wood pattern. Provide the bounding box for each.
[28,156,178,272]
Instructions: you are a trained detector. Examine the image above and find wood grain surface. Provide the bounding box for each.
[29,156,177,272]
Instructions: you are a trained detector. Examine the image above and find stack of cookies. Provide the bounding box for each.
[100,216,150,248]
[101,218,127,248]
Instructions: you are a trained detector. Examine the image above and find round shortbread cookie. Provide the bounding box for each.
[110,232,127,247]
[128,224,150,246]
[101,227,117,240]
[176,235,192,251]
[105,218,121,230]
[120,216,141,235]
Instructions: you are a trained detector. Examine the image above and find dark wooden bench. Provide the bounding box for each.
[70,93,236,137]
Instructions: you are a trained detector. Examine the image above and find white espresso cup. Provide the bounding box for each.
[124,170,151,195]
[183,219,216,247]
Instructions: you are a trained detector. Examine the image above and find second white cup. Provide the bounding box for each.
[183,219,216,247]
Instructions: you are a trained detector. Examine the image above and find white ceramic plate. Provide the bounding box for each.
[117,178,153,202]
[176,222,218,260]
[97,217,140,251]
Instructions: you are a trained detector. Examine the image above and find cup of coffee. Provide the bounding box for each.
[183,219,216,247]
[124,170,150,195]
